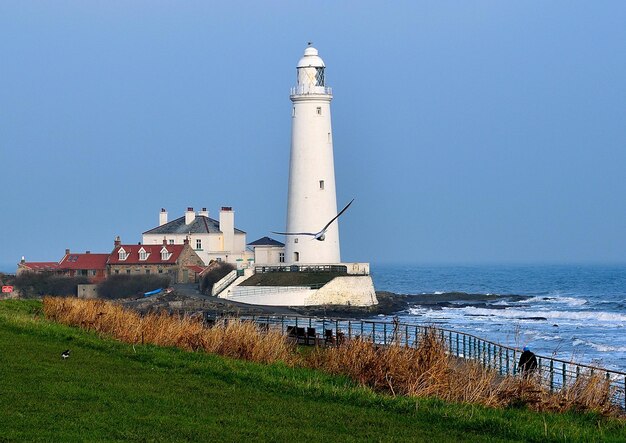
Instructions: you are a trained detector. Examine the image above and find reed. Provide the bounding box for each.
[43,297,294,365]
[43,297,621,417]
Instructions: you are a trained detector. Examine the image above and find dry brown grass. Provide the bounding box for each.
[307,329,622,416]
[43,297,295,365]
[43,297,622,417]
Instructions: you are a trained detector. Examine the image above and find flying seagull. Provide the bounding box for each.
[273,199,354,241]
[61,349,70,360]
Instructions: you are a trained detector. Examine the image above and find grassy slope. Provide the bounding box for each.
[238,272,345,286]
[0,300,624,442]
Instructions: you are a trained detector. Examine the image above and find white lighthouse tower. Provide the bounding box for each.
[285,45,340,264]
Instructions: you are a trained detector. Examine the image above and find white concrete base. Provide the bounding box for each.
[222,275,378,307]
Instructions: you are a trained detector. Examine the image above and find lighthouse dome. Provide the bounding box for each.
[297,45,325,68]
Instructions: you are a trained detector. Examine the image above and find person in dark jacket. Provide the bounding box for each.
[518,346,538,376]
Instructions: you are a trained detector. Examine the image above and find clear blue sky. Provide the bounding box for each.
[1,1,625,271]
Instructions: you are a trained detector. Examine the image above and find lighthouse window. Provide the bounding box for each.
[316,107,322,115]
[294,252,300,262]
[315,67,325,86]
[292,106,296,117]
[319,180,325,190]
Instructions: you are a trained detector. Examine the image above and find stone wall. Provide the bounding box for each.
[78,284,98,299]
[306,276,378,306]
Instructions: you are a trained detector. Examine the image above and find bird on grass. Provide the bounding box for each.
[61,349,70,360]
[273,199,354,242]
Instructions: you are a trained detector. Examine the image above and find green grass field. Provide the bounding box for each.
[0,300,624,442]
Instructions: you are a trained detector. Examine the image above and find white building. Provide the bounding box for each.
[248,236,285,265]
[284,44,341,264]
[142,207,252,266]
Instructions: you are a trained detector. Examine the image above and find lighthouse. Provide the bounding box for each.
[285,45,340,264]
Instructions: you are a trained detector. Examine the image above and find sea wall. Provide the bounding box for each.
[223,275,378,307]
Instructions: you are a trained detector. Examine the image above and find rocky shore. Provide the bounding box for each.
[119,284,533,319]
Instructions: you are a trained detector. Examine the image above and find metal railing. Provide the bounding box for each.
[202,313,626,409]
[290,86,332,96]
[255,265,347,274]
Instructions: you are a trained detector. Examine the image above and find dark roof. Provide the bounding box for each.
[248,236,285,247]
[143,216,245,235]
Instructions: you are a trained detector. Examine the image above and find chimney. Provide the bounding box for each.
[159,208,168,226]
[20,256,25,264]
[199,207,209,218]
[185,207,195,225]
[219,206,235,253]
[65,248,70,256]
[85,251,90,254]
[114,236,121,247]
[184,236,189,245]
[162,236,167,245]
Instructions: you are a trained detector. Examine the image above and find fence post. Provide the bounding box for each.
[456,333,459,357]
[550,360,554,392]
[506,349,509,375]
[361,320,364,339]
[562,363,566,389]
[281,316,284,335]
[463,334,467,358]
[405,325,409,347]
[348,320,352,340]
[383,323,387,346]
[498,346,502,375]
[372,322,376,344]
[335,320,339,348]
[513,350,517,374]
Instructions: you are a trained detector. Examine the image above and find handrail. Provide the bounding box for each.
[211,270,238,296]
[200,313,626,409]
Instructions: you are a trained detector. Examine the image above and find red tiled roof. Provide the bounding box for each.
[108,245,185,265]
[186,265,205,274]
[20,262,59,271]
[59,253,109,270]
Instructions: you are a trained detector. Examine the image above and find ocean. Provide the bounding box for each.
[370,264,626,373]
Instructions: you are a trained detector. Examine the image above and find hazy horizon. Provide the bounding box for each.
[2,1,625,267]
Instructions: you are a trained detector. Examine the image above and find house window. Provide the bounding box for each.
[294,252,300,262]
[126,269,131,274]
[146,270,150,274]
[319,180,325,190]
[169,239,174,245]
[114,269,119,274]
[316,107,322,115]
[196,239,202,250]
[279,252,285,263]
[158,269,163,274]
[139,249,147,261]
[91,270,97,276]
[118,249,128,261]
